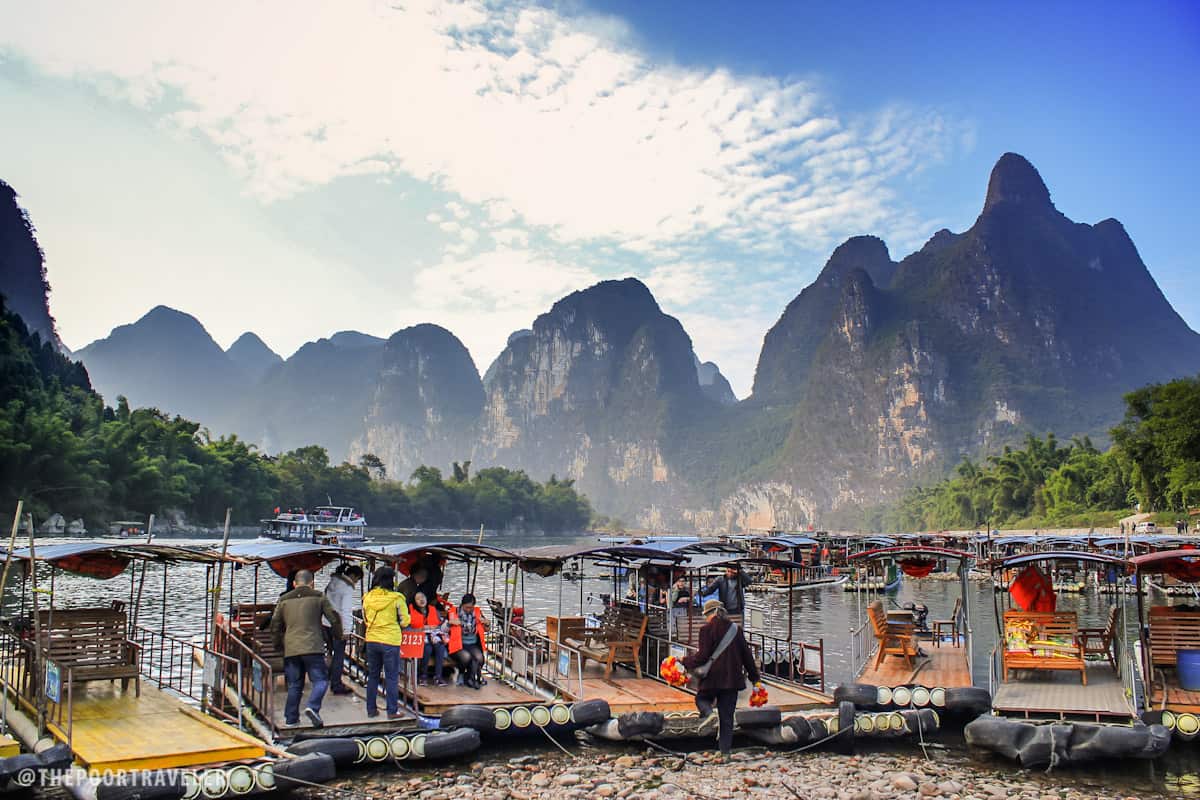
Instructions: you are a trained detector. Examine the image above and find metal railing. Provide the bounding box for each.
[210,624,275,729]
[849,619,872,678]
[131,624,245,726]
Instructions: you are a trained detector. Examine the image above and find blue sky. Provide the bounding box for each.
[1,1,1196,396]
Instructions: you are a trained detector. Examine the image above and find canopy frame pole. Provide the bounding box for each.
[0,500,25,614]
[204,509,233,713]
[28,513,46,734]
[130,514,155,634]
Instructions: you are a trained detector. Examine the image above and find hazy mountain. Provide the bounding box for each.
[76,306,247,427]
[0,180,59,347]
[349,324,485,481]
[695,356,737,406]
[226,332,282,382]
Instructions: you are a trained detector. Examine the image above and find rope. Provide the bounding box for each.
[536,721,578,760]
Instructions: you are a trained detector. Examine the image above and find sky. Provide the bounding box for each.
[0,1,1197,397]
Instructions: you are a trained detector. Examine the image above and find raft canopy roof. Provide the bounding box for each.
[849,545,973,563]
[678,553,809,572]
[1129,549,1200,579]
[988,550,1131,572]
[516,543,688,574]
[366,542,520,563]
[4,541,227,580]
[751,535,820,549]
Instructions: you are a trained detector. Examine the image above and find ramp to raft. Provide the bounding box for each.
[49,682,266,771]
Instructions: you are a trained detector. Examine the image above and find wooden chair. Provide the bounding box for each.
[932,597,962,648]
[570,606,648,679]
[37,608,141,696]
[867,601,918,668]
[1078,605,1119,671]
[1147,606,1200,674]
[1001,611,1086,685]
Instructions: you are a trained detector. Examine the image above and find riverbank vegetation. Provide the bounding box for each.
[0,298,591,532]
[853,376,1200,532]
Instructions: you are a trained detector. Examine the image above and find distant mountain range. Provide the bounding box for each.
[5,154,1199,530]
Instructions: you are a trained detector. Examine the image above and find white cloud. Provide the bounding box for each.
[0,0,966,256]
[404,248,599,369]
[491,228,530,247]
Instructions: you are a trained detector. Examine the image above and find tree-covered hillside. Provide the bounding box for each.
[0,296,590,533]
[844,376,1200,532]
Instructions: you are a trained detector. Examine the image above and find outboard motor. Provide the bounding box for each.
[903,602,930,633]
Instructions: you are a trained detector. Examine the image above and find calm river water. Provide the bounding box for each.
[7,531,1199,796]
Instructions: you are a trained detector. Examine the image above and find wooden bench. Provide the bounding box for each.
[868,601,918,668]
[1079,605,1120,671]
[230,603,285,672]
[1002,611,1086,685]
[1148,606,1200,672]
[568,605,648,679]
[37,608,140,696]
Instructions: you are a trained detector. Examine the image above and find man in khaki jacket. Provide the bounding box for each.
[271,569,343,727]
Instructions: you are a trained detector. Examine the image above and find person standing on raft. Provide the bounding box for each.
[271,569,343,728]
[681,598,762,756]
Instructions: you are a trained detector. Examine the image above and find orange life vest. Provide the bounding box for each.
[1010,565,1056,612]
[447,605,486,654]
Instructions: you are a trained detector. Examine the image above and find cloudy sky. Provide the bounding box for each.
[1,1,1197,396]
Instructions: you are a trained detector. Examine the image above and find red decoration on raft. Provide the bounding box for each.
[660,656,687,687]
[749,684,769,707]
[1009,565,1056,612]
[898,558,936,578]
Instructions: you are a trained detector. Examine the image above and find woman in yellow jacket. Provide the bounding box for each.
[362,566,410,718]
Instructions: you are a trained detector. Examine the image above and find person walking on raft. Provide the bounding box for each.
[681,598,763,756]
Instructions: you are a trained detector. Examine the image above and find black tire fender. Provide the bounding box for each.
[423,728,481,761]
[286,738,359,768]
[833,701,856,754]
[273,753,336,792]
[734,707,782,729]
[944,687,991,717]
[439,704,497,733]
[834,683,879,708]
[617,711,664,739]
[94,770,186,800]
[569,698,611,727]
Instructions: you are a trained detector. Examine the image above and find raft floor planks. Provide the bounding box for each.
[992,663,1133,718]
[857,646,973,688]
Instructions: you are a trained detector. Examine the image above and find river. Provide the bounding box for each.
[7,531,1199,796]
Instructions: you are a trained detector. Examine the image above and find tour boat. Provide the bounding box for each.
[0,540,336,799]
[964,551,1170,767]
[746,535,848,592]
[836,545,991,722]
[259,506,367,544]
[1130,549,1200,742]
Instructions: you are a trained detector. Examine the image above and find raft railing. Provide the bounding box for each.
[132,624,245,726]
[0,626,77,747]
[640,628,826,693]
[489,620,586,700]
[210,624,276,730]
[848,618,872,679]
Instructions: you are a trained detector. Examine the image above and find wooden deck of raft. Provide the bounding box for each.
[536,660,831,714]
[48,682,266,771]
[992,663,1133,719]
[857,646,972,688]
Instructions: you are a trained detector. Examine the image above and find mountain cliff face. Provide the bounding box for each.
[76,306,247,426]
[348,324,484,480]
[729,153,1200,528]
[0,181,59,347]
[43,153,1200,531]
[226,332,282,382]
[475,278,713,522]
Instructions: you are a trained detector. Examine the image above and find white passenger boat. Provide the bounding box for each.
[260,505,368,544]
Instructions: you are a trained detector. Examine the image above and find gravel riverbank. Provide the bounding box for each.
[310,747,1179,800]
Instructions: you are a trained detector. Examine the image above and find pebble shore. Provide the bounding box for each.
[313,747,1175,800]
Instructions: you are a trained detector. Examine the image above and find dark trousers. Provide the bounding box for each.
[283,653,329,724]
[696,688,739,754]
[323,628,347,690]
[453,644,484,682]
[365,642,400,715]
[423,641,447,679]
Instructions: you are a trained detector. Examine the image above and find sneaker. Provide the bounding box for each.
[417,677,428,686]
[696,712,719,736]
[387,712,405,720]
[435,679,448,687]
[284,718,300,726]
[330,686,353,696]
[304,707,324,728]
[366,709,379,719]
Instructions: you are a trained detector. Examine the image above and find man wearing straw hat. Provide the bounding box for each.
[682,598,762,756]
